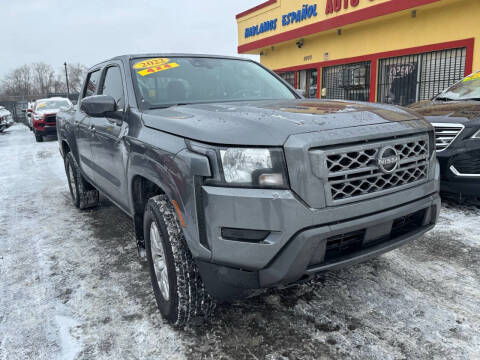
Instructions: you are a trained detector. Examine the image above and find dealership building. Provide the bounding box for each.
[236,0,477,106]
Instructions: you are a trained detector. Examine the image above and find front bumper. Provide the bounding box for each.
[197,176,440,300]
[437,142,480,197]
[35,124,57,136]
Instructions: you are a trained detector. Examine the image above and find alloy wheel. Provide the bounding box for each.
[150,222,170,300]
[67,163,77,202]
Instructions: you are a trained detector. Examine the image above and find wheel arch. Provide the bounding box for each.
[128,149,212,261]
[128,158,185,250]
[61,139,71,157]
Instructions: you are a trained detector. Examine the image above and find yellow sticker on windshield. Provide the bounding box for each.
[463,73,480,82]
[133,58,170,70]
[37,103,47,108]
[138,62,179,76]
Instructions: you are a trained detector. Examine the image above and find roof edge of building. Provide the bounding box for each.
[237,0,441,54]
[236,0,277,20]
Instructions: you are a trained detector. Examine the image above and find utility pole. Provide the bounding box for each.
[64,62,70,100]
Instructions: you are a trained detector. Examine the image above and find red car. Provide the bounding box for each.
[32,97,72,142]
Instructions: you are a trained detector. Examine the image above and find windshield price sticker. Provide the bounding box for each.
[138,62,179,76]
[133,58,170,70]
[463,73,480,82]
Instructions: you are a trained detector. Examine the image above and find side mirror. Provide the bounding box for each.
[81,95,116,117]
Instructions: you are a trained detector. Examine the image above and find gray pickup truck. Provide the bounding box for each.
[57,54,440,325]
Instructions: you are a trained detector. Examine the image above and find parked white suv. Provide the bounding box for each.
[0,106,13,132]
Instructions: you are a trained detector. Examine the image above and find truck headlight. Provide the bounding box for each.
[33,114,44,121]
[188,142,289,189]
[219,148,288,188]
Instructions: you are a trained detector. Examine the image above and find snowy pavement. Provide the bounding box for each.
[0,124,479,360]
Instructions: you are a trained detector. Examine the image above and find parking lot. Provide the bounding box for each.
[0,124,479,360]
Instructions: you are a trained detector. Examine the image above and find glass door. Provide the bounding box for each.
[297,69,318,98]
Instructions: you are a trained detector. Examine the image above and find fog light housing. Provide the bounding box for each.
[221,227,270,243]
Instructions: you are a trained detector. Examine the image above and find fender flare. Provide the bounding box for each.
[127,148,212,261]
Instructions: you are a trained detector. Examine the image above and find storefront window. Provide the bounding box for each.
[322,62,370,101]
[377,48,466,106]
[278,72,295,88]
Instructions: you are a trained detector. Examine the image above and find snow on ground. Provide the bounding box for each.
[0,124,479,360]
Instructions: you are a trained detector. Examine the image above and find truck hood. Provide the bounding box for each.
[35,108,61,116]
[142,99,420,146]
[408,100,480,124]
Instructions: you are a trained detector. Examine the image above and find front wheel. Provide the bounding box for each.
[34,131,43,142]
[144,195,215,325]
[64,152,99,210]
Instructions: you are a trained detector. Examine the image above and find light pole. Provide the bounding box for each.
[64,62,70,99]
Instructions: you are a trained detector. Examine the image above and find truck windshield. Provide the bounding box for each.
[36,100,71,110]
[131,57,296,109]
[437,72,480,101]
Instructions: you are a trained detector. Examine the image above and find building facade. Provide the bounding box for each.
[236,0,477,106]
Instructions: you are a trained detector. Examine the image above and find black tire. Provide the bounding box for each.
[64,152,99,210]
[144,195,215,325]
[34,131,43,142]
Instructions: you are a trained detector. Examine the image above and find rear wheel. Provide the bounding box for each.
[64,152,99,210]
[34,131,43,142]
[144,195,215,325]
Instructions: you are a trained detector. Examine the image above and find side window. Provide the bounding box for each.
[101,66,125,109]
[83,70,101,98]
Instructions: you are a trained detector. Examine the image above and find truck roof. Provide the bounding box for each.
[35,97,69,103]
[89,53,253,70]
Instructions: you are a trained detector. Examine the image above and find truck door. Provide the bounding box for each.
[76,69,101,183]
[90,64,129,210]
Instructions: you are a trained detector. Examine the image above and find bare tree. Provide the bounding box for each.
[1,65,34,97]
[32,62,55,95]
[66,63,88,93]
[0,61,88,99]
[53,73,67,93]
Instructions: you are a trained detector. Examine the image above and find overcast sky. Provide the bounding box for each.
[0,0,260,78]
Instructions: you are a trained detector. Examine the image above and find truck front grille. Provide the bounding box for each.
[313,209,427,265]
[324,230,365,262]
[45,115,56,123]
[322,134,429,204]
[432,123,464,152]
